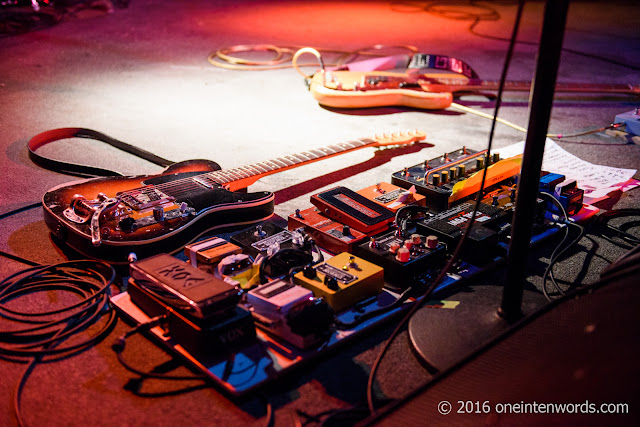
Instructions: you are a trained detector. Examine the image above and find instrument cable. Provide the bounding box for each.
[0,260,118,427]
[365,0,526,416]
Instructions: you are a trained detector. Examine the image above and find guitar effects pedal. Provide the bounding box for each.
[128,254,255,356]
[230,222,296,258]
[184,236,243,275]
[246,279,333,349]
[356,182,425,212]
[288,206,368,254]
[353,229,447,288]
[416,201,510,262]
[129,254,241,320]
[310,186,396,234]
[293,252,384,313]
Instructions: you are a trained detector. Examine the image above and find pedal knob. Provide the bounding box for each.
[324,276,340,291]
[254,225,267,237]
[369,237,379,249]
[389,241,401,254]
[348,256,358,269]
[395,247,411,263]
[411,234,422,245]
[441,170,448,183]
[457,164,466,177]
[118,216,135,231]
[342,225,351,236]
[432,174,440,186]
[492,195,499,206]
[449,167,457,180]
[303,265,317,279]
[426,235,439,249]
[404,239,414,251]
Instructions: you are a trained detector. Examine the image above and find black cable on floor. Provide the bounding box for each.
[0,260,119,426]
[365,0,527,416]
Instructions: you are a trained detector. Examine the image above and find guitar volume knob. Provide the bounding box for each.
[118,216,135,231]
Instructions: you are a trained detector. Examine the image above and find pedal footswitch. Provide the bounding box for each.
[293,252,384,313]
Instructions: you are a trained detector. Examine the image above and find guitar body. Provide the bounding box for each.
[309,71,454,110]
[43,159,274,263]
[40,129,427,264]
[309,70,639,110]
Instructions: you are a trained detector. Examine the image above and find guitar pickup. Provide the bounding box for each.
[118,185,174,210]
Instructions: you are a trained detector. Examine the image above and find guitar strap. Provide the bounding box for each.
[28,127,175,177]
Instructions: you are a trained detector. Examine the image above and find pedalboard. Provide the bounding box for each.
[310,186,396,234]
[356,181,426,212]
[293,252,384,313]
[246,279,333,349]
[231,222,296,258]
[288,206,368,254]
[353,229,447,288]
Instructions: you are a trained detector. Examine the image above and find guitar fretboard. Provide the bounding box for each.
[190,137,375,189]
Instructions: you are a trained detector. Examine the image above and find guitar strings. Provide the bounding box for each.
[117,138,370,199]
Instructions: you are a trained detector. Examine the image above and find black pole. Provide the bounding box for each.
[500,0,570,321]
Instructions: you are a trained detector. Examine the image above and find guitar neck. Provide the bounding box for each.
[427,78,639,95]
[195,137,376,192]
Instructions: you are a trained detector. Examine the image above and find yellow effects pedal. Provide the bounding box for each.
[293,252,384,313]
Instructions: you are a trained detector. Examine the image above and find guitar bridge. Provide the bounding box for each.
[119,186,174,210]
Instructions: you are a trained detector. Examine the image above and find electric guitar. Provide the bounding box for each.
[309,70,640,110]
[42,130,426,263]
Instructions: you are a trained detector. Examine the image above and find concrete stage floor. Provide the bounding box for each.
[1,1,639,426]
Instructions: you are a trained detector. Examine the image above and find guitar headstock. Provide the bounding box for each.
[370,129,427,147]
